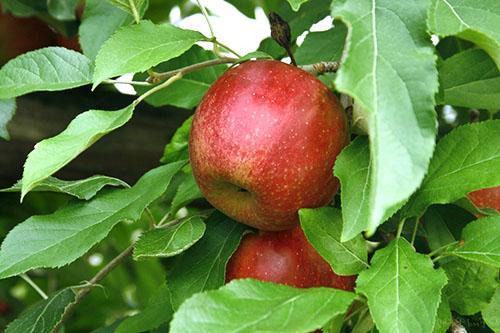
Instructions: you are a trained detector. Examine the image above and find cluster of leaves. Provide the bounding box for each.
[0,0,499,332]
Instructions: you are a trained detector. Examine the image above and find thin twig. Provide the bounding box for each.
[20,274,48,300]
[134,72,183,106]
[54,244,134,333]
[428,241,459,258]
[128,0,140,23]
[410,216,420,245]
[196,0,219,56]
[103,79,153,87]
[213,39,242,57]
[301,61,340,75]
[396,218,406,238]
[144,207,157,228]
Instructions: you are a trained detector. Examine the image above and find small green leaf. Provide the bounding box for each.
[5,288,75,333]
[170,279,356,333]
[356,238,448,333]
[295,23,347,65]
[449,215,500,267]
[2,175,128,200]
[21,105,134,200]
[404,120,500,217]
[333,136,371,241]
[0,47,92,99]
[79,0,133,60]
[93,21,207,87]
[439,48,500,109]
[0,98,16,140]
[287,0,309,11]
[483,286,500,332]
[432,295,452,333]
[47,0,80,20]
[0,161,185,279]
[332,0,438,237]
[133,217,206,260]
[115,283,173,333]
[428,0,500,67]
[161,116,192,164]
[299,207,368,275]
[0,0,46,16]
[442,257,498,315]
[107,0,147,17]
[170,172,203,214]
[166,211,247,309]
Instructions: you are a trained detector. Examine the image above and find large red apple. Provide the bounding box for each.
[468,186,500,212]
[0,11,55,65]
[226,225,356,291]
[189,60,348,230]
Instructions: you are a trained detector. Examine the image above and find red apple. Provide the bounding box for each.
[189,60,348,230]
[226,225,356,291]
[0,10,55,65]
[468,186,500,212]
[56,35,81,52]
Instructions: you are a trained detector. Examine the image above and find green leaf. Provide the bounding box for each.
[333,136,371,241]
[5,288,75,333]
[442,257,498,315]
[299,207,368,275]
[428,0,500,68]
[170,172,203,214]
[21,105,134,200]
[404,120,500,217]
[439,48,500,109]
[0,47,93,99]
[225,0,256,18]
[166,211,247,309]
[449,215,500,267]
[483,286,500,332]
[0,0,46,16]
[170,279,356,333]
[161,116,192,164]
[93,20,207,87]
[115,283,173,333]
[133,217,206,260]
[356,238,448,333]
[79,0,133,60]
[295,23,347,65]
[287,0,308,11]
[332,0,438,237]
[0,161,185,279]
[1,175,128,200]
[136,46,227,109]
[0,98,16,140]
[47,0,80,20]
[107,0,147,17]
[432,295,452,333]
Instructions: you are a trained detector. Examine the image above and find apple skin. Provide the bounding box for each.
[226,225,356,291]
[0,11,55,65]
[189,60,348,230]
[468,186,500,212]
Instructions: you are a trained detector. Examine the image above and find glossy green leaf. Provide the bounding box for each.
[93,21,207,87]
[432,295,452,333]
[0,0,46,16]
[299,207,368,275]
[161,116,192,164]
[79,0,133,60]
[449,215,500,267]
[136,46,226,109]
[170,172,203,214]
[5,288,75,333]
[107,0,147,18]
[333,136,371,241]
[404,121,500,217]
[295,23,347,65]
[2,175,128,200]
[332,0,438,237]
[166,211,247,309]
[356,238,447,333]
[21,105,134,199]
[47,0,80,20]
[439,48,500,109]
[133,217,206,260]
[287,0,308,11]
[483,286,500,332]
[0,47,92,99]
[115,283,173,333]
[442,258,498,315]
[0,98,15,140]
[0,161,185,279]
[170,279,355,333]
[428,0,500,67]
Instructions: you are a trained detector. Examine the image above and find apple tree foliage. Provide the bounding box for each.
[0,0,499,332]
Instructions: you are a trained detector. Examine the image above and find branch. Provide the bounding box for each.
[54,244,134,333]
[301,61,340,75]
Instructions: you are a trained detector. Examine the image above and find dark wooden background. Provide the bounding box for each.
[0,87,192,188]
